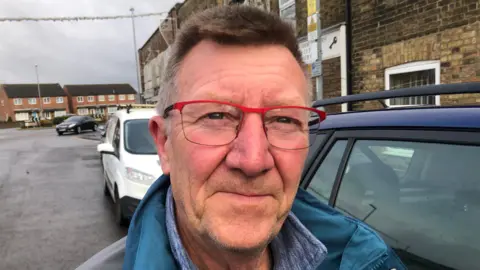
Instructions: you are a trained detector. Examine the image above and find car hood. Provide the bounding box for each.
[58,122,77,127]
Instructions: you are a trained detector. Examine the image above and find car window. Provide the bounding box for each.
[306,140,348,203]
[106,117,117,143]
[124,119,156,155]
[112,120,121,155]
[335,139,480,270]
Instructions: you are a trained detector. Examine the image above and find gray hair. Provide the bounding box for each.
[156,4,311,117]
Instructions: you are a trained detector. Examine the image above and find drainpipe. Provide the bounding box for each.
[345,0,353,111]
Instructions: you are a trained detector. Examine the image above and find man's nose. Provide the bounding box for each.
[225,113,275,177]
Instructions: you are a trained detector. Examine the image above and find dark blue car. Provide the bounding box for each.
[302,82,480,270]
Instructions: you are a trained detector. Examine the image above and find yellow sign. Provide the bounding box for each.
[307,0,316,16]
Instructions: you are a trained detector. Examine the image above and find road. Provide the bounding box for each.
[0,128,127,270]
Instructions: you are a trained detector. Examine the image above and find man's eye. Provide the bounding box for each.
[275,117,293,124]
[205,112,225,119]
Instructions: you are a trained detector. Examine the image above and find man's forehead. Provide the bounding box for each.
[175,40,308,106]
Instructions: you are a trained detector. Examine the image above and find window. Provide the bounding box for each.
[119,95,125,101]
[87,96,95,102]
[279,1,296,31]
[98,95,105,102]
[112,120,121,157]
[77,108,89,115]
[108,95,115,101]
[14,98,22,105]
[54,110,66,117]
[334,140,480,270]
[15,112,29,121]
[42,111,51,119]
[77,96,84,103]
[128,94,135,100]
[385,61,440,106]
[124,119,156,155]
[107,107,117,114]
[56,97,64,103]
[28,98,37,104]
[307,140,348,203]
[43,97,50,104]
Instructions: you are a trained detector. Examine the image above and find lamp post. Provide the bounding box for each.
[35,64,43,126]
[130,7,142,103]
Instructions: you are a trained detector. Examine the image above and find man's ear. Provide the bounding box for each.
[149,115,171,174]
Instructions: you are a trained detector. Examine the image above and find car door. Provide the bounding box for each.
[302,129,480,270]
[108,119,123,195]
[103,118,119,190]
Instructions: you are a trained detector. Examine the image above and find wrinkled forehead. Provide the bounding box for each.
[175,40,309,107]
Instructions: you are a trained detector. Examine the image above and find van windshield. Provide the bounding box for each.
[124,119,156,155]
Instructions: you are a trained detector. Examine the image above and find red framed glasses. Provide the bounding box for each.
[163,100,326,150]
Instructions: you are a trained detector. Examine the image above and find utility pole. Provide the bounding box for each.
[130,7,142,104]
[35,64,43,126]
[315,0,323,100]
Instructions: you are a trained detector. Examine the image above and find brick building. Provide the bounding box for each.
[295,0,479,112]
[64,84,137,117]
[0,84,69,122]
[139,0,479,110]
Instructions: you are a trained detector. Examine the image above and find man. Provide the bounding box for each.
[78,5,405,270]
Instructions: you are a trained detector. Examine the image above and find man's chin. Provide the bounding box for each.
[205,222,276,253]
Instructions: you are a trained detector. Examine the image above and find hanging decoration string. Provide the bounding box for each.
[0,12,168,22]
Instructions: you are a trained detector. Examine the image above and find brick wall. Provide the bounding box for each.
[296,0,345,37]
[0,95,70,121]
[322,58,342,113]
[352,0,480,110]
[69,94,135,114]
[0,88,10,121]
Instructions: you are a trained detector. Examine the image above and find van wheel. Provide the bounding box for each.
[114,188,128,226]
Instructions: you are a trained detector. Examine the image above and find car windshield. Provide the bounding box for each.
[64,116,83,122]
[124,119,156,155]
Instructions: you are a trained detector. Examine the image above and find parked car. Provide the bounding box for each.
[302,82,480,270]
[97,104,162,226]
[56,115,97,135]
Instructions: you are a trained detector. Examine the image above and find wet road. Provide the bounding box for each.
[0,128,127,270]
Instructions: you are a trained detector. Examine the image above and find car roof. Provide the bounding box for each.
[315,106,480,130]
[114,109,157,122]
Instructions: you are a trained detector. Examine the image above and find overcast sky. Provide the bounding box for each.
[0,0,181,91]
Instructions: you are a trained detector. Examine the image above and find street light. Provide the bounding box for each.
[130,7,142,103]
[35,64,43,125]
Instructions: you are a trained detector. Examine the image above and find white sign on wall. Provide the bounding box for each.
[320,28,342,60]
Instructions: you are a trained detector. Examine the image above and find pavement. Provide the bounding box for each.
[0,128,127,270]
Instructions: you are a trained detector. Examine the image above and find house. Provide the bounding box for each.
[63,84,137,117]
[0,83,69,122]
[292,0,479,112]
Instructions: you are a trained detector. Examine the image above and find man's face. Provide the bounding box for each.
[151,40,309,251]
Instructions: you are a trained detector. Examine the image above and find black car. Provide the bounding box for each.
[56,115,98,135]
[303,82,480,270]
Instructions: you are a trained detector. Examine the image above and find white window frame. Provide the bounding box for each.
[43,97,51,104]
[15,112,29,121]
[14,98,22,105]
[77,108,89,115]
[87,96,95,102]
[107,107,117,114]
[28,98,37,105]
[77,96,84,103]
[128,94,135,100]
[54,110,66,117]
[56,97,64,104]
[278,0,295,10]
[385,60,441,107]
[108,95,115,101]
[98,95,105,102]
[119,95,126,101]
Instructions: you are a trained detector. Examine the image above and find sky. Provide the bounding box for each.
[0,0,182,92]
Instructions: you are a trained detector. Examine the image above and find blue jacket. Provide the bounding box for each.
[77,174,406,269]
